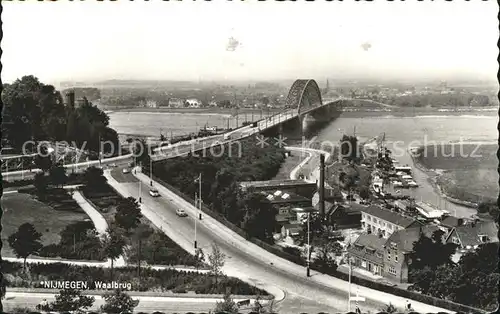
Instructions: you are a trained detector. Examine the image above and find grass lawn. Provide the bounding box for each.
[416,143,498,203]
[1,193,88,257]
[437,169,499,204]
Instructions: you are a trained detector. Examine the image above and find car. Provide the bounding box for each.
[122,168,130,174]
[109,163,117,167]
[176,208,188,217]
[149,189,160,197]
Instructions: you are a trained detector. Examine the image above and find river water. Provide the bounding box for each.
[109,110,498,218]
[315,112,498,218]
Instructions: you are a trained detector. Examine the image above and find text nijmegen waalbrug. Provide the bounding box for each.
[40,281,132,290]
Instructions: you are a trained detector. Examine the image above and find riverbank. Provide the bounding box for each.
[105,107,283,115]
[410,149,483,210]
[105,106,497,117]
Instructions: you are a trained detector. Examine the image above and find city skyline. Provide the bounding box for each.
[2,1,498,84]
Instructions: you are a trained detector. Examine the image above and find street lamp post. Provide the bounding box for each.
[198,173,203,220]
[348,255,352,312]
[138,162,142,203]
[307,211,311,277]
[149,157,153,186]
[194,192,198,249]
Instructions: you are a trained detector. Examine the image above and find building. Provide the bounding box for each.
[324,202,362,229]
[383,225,440,283]
[239,179,317,199]
[186,98,202,108]
[437,216,465,235]
[347,233,386,276]
[168,98,185,108]
[360,205,421,239]
[258,189,312,232]
[281,223,303,245]
[445,220,498,255]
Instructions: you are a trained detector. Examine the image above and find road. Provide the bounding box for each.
[104,165,453,313]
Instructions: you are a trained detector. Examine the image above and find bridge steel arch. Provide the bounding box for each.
[285,79,323,115]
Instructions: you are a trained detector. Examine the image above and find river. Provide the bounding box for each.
[109,110,498,218]
[314,112,498,218]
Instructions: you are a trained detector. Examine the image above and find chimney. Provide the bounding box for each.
[319,154,325,218]
[65,91,75,108]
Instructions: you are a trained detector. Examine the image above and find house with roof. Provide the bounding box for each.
[360,205,421,239]
[281,223,303,245]
[383,225,440,283]
[445,220,498,256]
[259,190,312,232]
[437,216,465,235]
[324,202,362,229]
[347,233,386,276]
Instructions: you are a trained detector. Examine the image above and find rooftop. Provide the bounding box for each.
[348,233,386,265]
[360,205,416,228]
[261,190,311,204]
[386,225,441,252]
[449,221,499,248]
[440,216,464,228]
[239,179,316,189]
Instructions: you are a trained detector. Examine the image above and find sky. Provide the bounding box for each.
[2,1,498,84]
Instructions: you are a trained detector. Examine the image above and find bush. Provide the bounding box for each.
[282,246,302,257]
[2,261,268,296]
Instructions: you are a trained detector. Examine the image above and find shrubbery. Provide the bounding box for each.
[2,261,268,295]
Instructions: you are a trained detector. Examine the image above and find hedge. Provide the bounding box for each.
[150,170,486,314]
[2,261,267,296]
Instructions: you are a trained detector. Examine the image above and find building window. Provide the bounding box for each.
[388,266,397,275]
[361,261,367,268]
[395,254,398,262]
[374,218,378,224]
[387,251,391,260]
[368,216,372,221]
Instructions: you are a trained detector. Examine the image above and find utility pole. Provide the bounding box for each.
[198,173,203,220]
[194,192,198,249]
[307,211,311,277]
[149,157,153,186]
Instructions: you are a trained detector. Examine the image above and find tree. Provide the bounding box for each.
[114,197,143,232]
[409,229,457,272]
[132,224,154,280]
[252,296,275,314]
[102,228,126,280]
[49,288,95,312]
[33,172,48,198]
[208,242,226,284]
[408,230,457,293]
[8,223,43,272]
[101,289,139,314]
[340,134,359,162]
[380,303,398,314]
[213,292,239,313]
[194,247,205,270]
[49,163,68,187]
[311,225,342,273]
[239,192,277,241]
[34,146,53,173]
[83,166,107,188]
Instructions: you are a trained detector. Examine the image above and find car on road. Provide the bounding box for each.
[149,188,160,197]
[176,208,188,217]
[109,163,117,167]
[122,168,130,174]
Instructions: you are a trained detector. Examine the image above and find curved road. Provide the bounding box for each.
[105,161,452,313]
